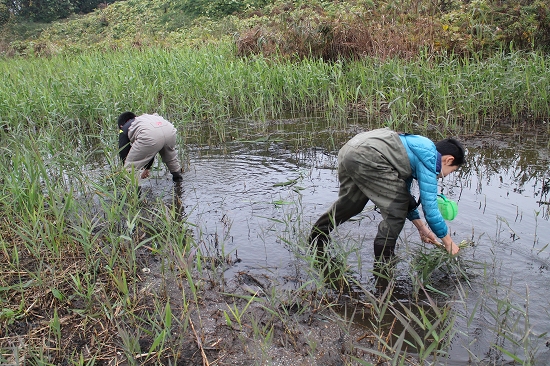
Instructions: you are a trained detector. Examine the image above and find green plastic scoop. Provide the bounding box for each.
[437,194,458,221]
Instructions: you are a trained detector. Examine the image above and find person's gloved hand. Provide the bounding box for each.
[172,171,183,182]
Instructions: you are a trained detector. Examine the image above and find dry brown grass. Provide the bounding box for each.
[236,6,441,61]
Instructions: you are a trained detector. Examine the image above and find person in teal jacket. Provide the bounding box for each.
[309,127,465,261]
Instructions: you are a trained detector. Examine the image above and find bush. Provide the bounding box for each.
[0,3,9,25]
[21,0,74,22]
[176,0,271,18]
[438,0,550,54]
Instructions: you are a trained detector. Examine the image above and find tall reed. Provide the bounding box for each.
[1,47,548,138]
[0,124,200,364]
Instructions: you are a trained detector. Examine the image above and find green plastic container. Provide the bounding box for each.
[437,194,458,221]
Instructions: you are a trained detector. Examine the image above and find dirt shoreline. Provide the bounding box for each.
[131,244,380,366]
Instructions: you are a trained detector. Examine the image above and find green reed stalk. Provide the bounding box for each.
[2,46,547,137]
[0,119,206,365]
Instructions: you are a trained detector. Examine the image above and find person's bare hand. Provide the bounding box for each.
[441,235,460,255]
[413,220,460,255]
[140,169,150,179]
[418,225,438,244]
[445,241,460,255]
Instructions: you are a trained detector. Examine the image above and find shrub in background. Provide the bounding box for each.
[176,0,271,19]
[439,0,550,55]
[0,2,9,26]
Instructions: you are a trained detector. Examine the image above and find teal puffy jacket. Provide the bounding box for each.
[399,134,448,238]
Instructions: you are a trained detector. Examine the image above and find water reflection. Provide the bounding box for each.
[459,133,550,220]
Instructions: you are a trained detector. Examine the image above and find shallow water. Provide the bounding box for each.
[145,119,550,363]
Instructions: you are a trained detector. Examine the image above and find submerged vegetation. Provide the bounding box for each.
[1,0,549,364]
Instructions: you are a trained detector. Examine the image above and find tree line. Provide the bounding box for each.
[0,0,117,23]
[0,0,272,25]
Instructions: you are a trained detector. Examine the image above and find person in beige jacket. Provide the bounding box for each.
[117,111,183,182]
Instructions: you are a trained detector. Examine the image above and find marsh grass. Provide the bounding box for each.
[297,246,464,364]
[0,128,205,364]
[409,245,472,297]
[1,48,549,140]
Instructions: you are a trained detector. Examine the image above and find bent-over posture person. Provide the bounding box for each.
[309,127,465,262]
[118,112,183,183]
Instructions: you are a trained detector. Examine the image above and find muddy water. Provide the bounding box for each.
[146,119,550,363]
